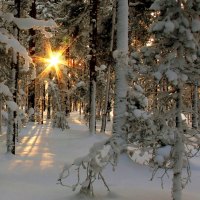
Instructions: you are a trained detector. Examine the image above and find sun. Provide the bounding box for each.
[33,42,69,82]
[48,52,61,66]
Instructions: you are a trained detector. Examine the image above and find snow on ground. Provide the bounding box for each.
[0,112,200,200]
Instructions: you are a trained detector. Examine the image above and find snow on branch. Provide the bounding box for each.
[1,12,57,31]
[6,100,18,111]
[58,137,124,196]
[0,12,58,71]
[0,31,31,71]
[13,17,57,30]
[13,17,57,38]
[0,81,12,97]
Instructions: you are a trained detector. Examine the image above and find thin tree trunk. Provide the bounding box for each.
[172,43,185,200]
[14,0,21,142]
[89,0,98,134]
[29,0,36,56]
[100,0,116,133]
[7,106,14,153]
[89,80,96,133]
[7,65,16,154]
[28,0,36,121]
[172,87,184,200]
[47,73,52,119]
[192,80,198,129]
[79,100,82,115]
[7,0,21,154]
[47,91,51,119]
[112,0,129,139]
[153,84,158,112]
[96,101,100,119]
[41,83,45,124]
[100,65,111,132]
[0,94,2,135]
[13,60,19,143]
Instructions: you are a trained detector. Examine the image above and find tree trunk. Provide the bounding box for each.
[47,91,51,119]
[7,106,14,153]
[112,0,129,139]
[96,101,101,120]
[100,0,116,133]
[192,80,198,129]
[89,0,98,134]
[28,0,36,121]
[47,73,52,119]
[7,0,21,154]
[172,87,184,200]
[89,81,96,133]
[14,0,21,142]
[7,67,16,154]
[0,94,2,135]
[100,65,111,132]
[29,0,36,56]
[41,83,45,124]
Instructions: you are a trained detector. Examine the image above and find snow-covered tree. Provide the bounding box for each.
[58,0,129,195]
[0,2,57,154]
[112,0,129,140]
[144,1,200,199]
[50,81,69,130]
[0,81,12,135]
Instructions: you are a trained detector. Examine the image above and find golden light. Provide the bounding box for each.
[48,52,61,67]
[33,42,69,82]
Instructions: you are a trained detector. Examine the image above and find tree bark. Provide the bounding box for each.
[0,94,2,135]
[172,87,184,200]
[100,65,111,132]
[192,80,198,129]
[7,0,21,154]
[89,0,98,133]
[112,0,129,139]
[28,0,36,121]
[100,0,116,133]
[47,91,51,119]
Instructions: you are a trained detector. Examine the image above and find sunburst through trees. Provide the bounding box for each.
[33,42,69,83]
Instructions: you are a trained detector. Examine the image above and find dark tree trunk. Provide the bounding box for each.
[11,0,21,154]
[28,0,36,121]
[89,0,98,133]
[101,0,116,132]
[192,81,198,129]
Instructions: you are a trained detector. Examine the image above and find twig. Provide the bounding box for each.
[150,166,159,181]
[99,172,110,191]
[158,168,169,189]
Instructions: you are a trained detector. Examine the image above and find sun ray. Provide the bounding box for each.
[37,65,52,79]
[58,44,68,55]
[33,41,69,84]
[54,65,63,83]
[45,42,53,56]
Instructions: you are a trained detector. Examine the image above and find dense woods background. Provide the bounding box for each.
[1,1,200,200]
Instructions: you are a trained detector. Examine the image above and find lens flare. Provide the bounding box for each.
[33,42,69,82]
[49,52,61,66]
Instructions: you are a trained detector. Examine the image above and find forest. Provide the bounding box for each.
[0,0,200,200]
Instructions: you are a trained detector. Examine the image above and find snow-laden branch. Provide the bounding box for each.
[13,17,57,30]
[1,12,57,31]
[13,17,57,38]
[0,31,31,71]
[0,81,12,97]
[0,12,58,71]
[58,137,123,196]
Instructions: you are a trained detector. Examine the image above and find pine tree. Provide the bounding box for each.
[147,1,200,199]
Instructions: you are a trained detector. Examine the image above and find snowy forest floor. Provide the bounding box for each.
[0,112,200,200]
